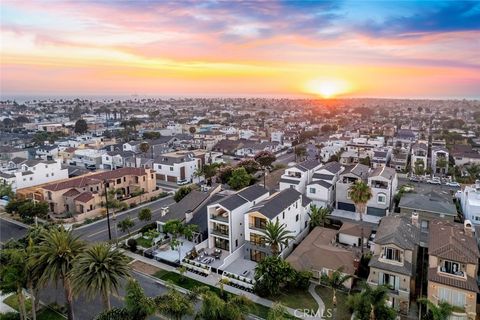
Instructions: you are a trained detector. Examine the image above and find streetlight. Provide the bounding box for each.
[103,179,112,241]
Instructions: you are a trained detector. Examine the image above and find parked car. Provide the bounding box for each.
[446,181,461,188]
[427,178,441,185]
[409,176,420,182]
[177,179,189,185]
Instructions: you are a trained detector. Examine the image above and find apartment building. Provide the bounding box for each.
[207,185,269,253]
[460,181,480,224]
[306,161,344,208]
[410,142,428,173]
[70,148,106,169]
[367,216,419,314]
[366,166,398,217]
[335,163,370,212]
[0,159,68,191]
[244,188,311,261]
[427,220,479,320]
[279,160,322,193]
[40,167,157,216]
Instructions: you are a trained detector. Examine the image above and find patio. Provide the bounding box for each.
[223,256,258,280]
[153,239,195,264]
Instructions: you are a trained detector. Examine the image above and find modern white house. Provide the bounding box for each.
[461,181,480,224]
[410,143,428,173]
[306,161,344,208]
[101,151,136,170]
[0,159,69,191]
[366,166,398,217]
[244,188,311,261]
[153,151,200,183]
[335,163,370,212]
[279,160,322,193]
[431,146,449,175]
[70,148,106,169]
[207,185,269,253]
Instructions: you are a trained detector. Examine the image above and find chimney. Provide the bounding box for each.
[464,220,473,237]
[411,211,419,228]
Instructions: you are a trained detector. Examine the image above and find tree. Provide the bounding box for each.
[196,290,253,320]
[0,183,14,199]
[217,165,234,184]
[0,248,29,320]
[321,268,353,309]
[261,220,295,256]
[6,199,49,224]
[237,158,260,174]
[465,164,480,183]
[31,227,85,320]
[309,205,331,229]
[294,146,307,161]
[71,243,131,311]
[253,256,295,297]
[228,167,252,190]
[267,303,289,320]
[138,208,152,222]
[189,126,196,134]
[414,159,425,176]
[155,288,194,320]
[418,298,454,320]
[143,131,161,140]
[117,217,135,235]
[254,151,276,168]
[163,219,198,262]
[139,142,150,156]
[348,181,372,253]
[347,284,396,320]
[174,186,193,202]
[74,119,88,134]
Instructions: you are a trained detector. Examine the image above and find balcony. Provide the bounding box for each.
[438,266,466,279]
[211,228,229,238]
[249,223,266,232]
[211,214,229,223]
[250,241,267,248]
[371,180,389,189]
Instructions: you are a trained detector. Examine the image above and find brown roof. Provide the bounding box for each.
[286,227,358,275]
[428,220,479,264]
[428,268,479,292]
[63,189,81,197]
[339,221,372,238]
[74,192,94,203]
[43,167,148,191]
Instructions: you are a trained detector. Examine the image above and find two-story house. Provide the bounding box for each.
[279,160,322,193]
[335,163,370,212]
[427,220,479,320]
[410,143,428,174]
[244,188,311,261]
[367,216,419,314]
[431,146,449,175]
[366,166,398,217]
[306,161,344,208]
[207,185,269,253]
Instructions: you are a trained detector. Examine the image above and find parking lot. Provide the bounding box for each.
[398,177,460,196]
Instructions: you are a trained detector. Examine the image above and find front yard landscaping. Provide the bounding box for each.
[3,294,66,320]
[315,286,352,319]
[273,289,318,313]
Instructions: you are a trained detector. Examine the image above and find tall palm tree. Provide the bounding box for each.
[321,268,353,308]
[261,220,295,256]
[71,243,131,311]
[466,164,480,183]
[418,298,454,320]
[31,227,85,320]
[309,205,331,230]
[348,180,372,253]
[347,283,396,320]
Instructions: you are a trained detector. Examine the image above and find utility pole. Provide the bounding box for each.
[103,179,112,241]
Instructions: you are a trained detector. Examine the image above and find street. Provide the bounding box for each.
[0,216,28,244]
[73,196,175,242]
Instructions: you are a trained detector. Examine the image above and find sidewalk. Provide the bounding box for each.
[0,293,16,314]
[126,252,322,319]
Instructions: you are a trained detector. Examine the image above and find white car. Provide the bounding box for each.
[446,181,460,188]
[427,179,441,185]
[177,179,189,186]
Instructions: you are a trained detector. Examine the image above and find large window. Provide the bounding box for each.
[250,233,266,247]
[441,260,462,276]
[383,247,401,262]
[250,249,266,262]
[380,273,399,291]
[214,237,229,251]
[377,193,387,204]
[250,217,267,230]
[438,287,466,307]
[310,187,316,194]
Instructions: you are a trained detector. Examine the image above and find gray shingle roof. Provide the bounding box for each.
[218,194,248,211]
[375,216,419,250]
[311,180,332,189]
[399,192,457,216]
[250,188,302,219]
[321,161,342,174]
[313,173,334,181]
[280,178,300,185]
[297,159,321,171]
[237,185,268,202]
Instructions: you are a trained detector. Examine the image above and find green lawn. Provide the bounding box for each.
[3,294,65,320]
[315,286,352,320]
[153,270,282,319]
[136,236,153,248]
[274,289,318,312]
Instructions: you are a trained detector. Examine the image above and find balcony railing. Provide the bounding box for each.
[211,229,229,238]
[249,223,266,231]
[211,214,229,223]
[250,241,267,248]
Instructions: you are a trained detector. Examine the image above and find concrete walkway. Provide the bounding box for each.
[308,283,325,319]
[125,252,323,319]
[0,293,17,314]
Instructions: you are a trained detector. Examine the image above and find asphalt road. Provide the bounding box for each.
[274,152,296,165]
[73,196,175,242]
[0,216,29,244]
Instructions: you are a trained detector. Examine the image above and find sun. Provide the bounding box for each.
[304,78,351,98]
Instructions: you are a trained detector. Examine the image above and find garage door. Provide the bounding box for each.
[156,174,166,181]
[337,202,356,212]
[367,207,387,217]
[167,175,177,183]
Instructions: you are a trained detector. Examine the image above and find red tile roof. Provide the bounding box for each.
[74,191,94,203]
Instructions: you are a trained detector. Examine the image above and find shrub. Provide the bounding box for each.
[139,222,157,234]
[127,238,137,252]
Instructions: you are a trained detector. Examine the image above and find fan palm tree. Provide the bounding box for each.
[309,205,331,229]
[418,298,454,320]
[466,164,480,183]
[321,268,353,309]
[71,243,131,311]
[348,180,372,253]
[347,283,396,320]
[163,219,198,262]
[261,220,295,256]
[31,227,85,320]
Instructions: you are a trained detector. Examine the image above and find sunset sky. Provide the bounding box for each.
[1,1,479,99]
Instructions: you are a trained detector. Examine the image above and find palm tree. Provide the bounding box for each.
[418,299,454,320]
[348,180,372,253]
[0,248,28,320]
[71,243,131,311]
[267,303,289,320]
[466,164,480,183]
[261,220,295,256]
[31,227,85,320]
[155,288,194,320]
[309,205,331,229]
[321,268,353,310]
[139,142,150,157]
[196,291,253,320]
[347,283,396,320]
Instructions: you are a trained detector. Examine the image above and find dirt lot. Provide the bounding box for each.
[130,260,162,275]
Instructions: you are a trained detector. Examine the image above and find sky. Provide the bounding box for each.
[1,0,480,99]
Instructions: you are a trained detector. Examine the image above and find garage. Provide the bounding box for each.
[167,175,177,183]
[367,207,387,217]
[337,202,356,212]
[156,174,166,181]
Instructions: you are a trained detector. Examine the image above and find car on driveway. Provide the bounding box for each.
[177,179,189,186]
